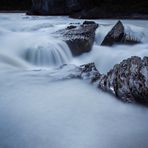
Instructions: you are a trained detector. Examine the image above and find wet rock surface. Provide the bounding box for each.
[56,21,98,56]
[91,56,148,105]
[59,56,148,105]
[102,56,148,104]
[101,21,141,46]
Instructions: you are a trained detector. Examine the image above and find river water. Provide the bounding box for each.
[0,13,148,148]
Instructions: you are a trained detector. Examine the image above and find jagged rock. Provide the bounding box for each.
[79,57,148,105]
[101,21,141,46]
[58,56,148,105]
[56,21,98,56]
[105,56,148,104]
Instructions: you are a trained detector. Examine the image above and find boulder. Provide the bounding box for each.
[104,56,148,104]
[101,21,141,46]
[56,21,98,56]
[79,56,148,105]
[59,56,148,105]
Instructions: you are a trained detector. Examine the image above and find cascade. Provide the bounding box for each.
[24,39,72,67]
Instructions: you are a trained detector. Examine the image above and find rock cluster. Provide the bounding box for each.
[59,56,148,105]
[56,20,140,55]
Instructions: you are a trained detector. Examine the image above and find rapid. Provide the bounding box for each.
[0,13,148,148]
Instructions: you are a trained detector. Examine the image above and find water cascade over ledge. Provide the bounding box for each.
[24,39,72,67]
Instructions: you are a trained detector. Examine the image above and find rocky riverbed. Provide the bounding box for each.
[0,13,148,148]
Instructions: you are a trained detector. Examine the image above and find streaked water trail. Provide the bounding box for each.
[0,13,148,148]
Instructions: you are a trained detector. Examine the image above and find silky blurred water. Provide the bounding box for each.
[0,13,148,148]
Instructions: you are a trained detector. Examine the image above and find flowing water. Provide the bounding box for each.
[0,13,148,148]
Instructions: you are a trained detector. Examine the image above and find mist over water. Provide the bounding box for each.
[0,13,148,148]
[0,14,73,68]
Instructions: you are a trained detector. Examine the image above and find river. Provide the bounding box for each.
[0,13,148,148]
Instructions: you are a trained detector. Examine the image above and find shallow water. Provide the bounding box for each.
[0,13,148,148]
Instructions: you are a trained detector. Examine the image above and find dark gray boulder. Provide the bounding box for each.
[79,56,148,105]
[104,56,148,104]
[56,21,98,56]
[58,56,148,105]
[101,21,141,46]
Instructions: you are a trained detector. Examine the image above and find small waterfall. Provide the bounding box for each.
[24,39,72,67]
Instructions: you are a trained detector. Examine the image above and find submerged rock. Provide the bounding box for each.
[101,21,141,46]
[80,63,102,82]
[57,21,98,56]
